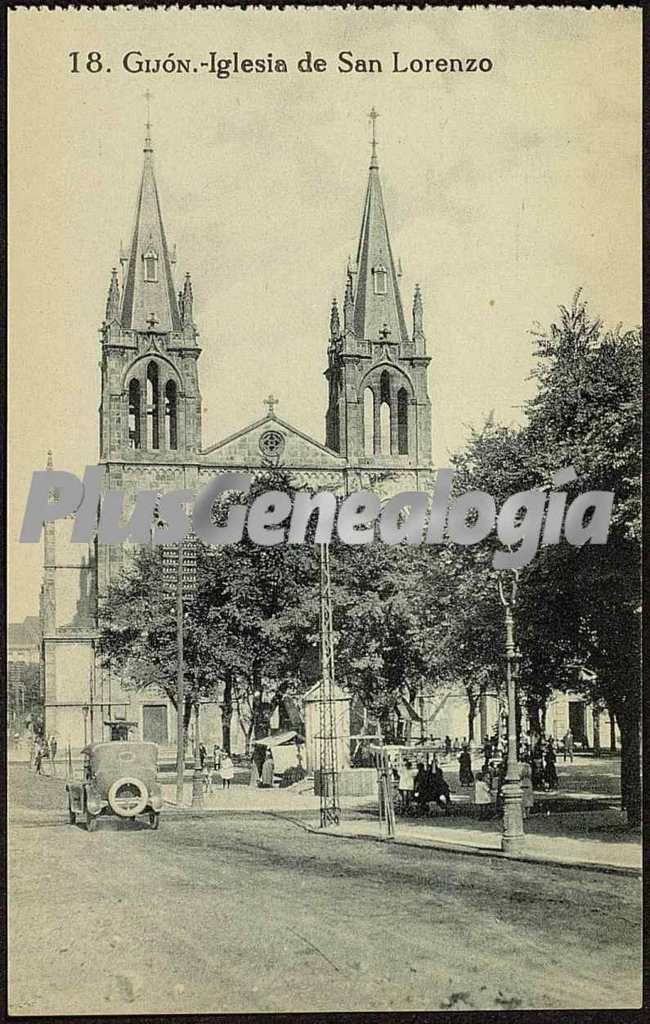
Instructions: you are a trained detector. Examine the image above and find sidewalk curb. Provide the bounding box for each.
[298,820,642,879]
[162,803,641,878]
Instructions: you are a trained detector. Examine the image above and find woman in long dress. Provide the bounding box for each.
[220,753,234,790]
[458,746,474,786]
[261,750,275,788]
[520,760,534,817]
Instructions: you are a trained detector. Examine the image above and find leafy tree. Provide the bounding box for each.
[523,293,641,823]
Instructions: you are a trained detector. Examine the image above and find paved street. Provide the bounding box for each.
[8,766,641,1015]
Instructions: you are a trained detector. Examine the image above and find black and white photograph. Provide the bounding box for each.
[6,4,642,1017]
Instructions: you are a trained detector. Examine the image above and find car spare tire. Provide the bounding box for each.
[107,777,148,817]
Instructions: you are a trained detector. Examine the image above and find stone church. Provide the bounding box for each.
[40,116,437,752]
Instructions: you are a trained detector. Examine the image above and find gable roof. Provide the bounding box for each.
[201,413,346,466]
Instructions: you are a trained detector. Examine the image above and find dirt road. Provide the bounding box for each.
[8,767,642,1015]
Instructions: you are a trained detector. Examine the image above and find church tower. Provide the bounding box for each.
[99,114,201,462]
[325,110,432,471]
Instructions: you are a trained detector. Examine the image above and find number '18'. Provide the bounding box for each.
[69,52,104,73]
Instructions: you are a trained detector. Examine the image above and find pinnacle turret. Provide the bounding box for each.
[105,268,121,323]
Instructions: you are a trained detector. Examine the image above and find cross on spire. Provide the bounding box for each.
[144,90,153,151]
[264,394,279,416]
[368,106,379,167]
[379,322,392,341]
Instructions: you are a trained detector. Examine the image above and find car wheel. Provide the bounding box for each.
[67,799,76,825]
[149,812,160,830]
[85,809,97,833]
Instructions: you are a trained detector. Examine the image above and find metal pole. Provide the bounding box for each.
[89,664,95,745]
[175,555,185,807]
[499,580,525,855]
[191,701,204,808]
[318,544,340,828]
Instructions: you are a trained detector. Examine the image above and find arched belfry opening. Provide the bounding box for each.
[146,361,160,450]
[397,387,409,455]
[363,388,374,456]
[379,370,391,454]
[165,379,178,450]
[128,378,141,450]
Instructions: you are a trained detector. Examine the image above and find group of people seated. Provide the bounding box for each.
[394,758,452,816]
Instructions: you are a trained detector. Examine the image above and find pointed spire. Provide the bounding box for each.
[352,112,409,346]
[105,267,121,323]
[119,100,182,333]
[413,283,425,343]
[329,298,341,341]
[180,272,194,328]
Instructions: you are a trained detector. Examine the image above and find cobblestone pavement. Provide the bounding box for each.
[8,766,642,1015]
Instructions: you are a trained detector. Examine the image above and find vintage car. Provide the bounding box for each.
[66,741,163,831]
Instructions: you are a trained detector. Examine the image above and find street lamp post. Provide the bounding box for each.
[498,569,525,855]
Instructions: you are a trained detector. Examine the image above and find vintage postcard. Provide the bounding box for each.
[7,4,642,1017]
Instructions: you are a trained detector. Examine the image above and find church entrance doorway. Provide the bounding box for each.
[142,705,168,745]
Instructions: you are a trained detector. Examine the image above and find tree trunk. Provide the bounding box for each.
[182,698,193,757]
[607,704,617,753]
[617,699,641,827]
[592,708,601,757]
[526,696,545,740]
[466,692,478,744]
[221,673,233,754]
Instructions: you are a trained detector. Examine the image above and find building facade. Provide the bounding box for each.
[42,119,435,751]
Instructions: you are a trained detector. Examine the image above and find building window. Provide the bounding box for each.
[128,378,141,449]
[165,380,178,450]
[397,388,409,454]
[379,371,391,454]
[373,264,388,295]
[143,249,158,283]
[363,388,374,456]
[146,361,160,449]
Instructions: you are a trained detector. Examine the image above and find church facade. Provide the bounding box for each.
[41,117,436,752]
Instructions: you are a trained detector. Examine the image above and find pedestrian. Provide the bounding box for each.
[429,765,452,815]
[458,744,474,786]
[261,749,275,788]
[473,770,492,819]
[398,759,417,813]
[520,760,534,817]
[199,742,207,769]
[414,761,428,815]
[444,735,452,756]
[202,758,214,795]
[562,728,574,764]
[49,735,58,777]
[483,736,493,766]
[544,739,558,790]
[34,741,43,775]
[213,744,222,771]
[531,735,544,789]
[220,752,234,790]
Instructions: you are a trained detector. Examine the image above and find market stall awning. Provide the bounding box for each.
[253,730,305,747]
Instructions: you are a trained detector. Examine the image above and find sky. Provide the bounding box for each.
[8,6,642,620]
